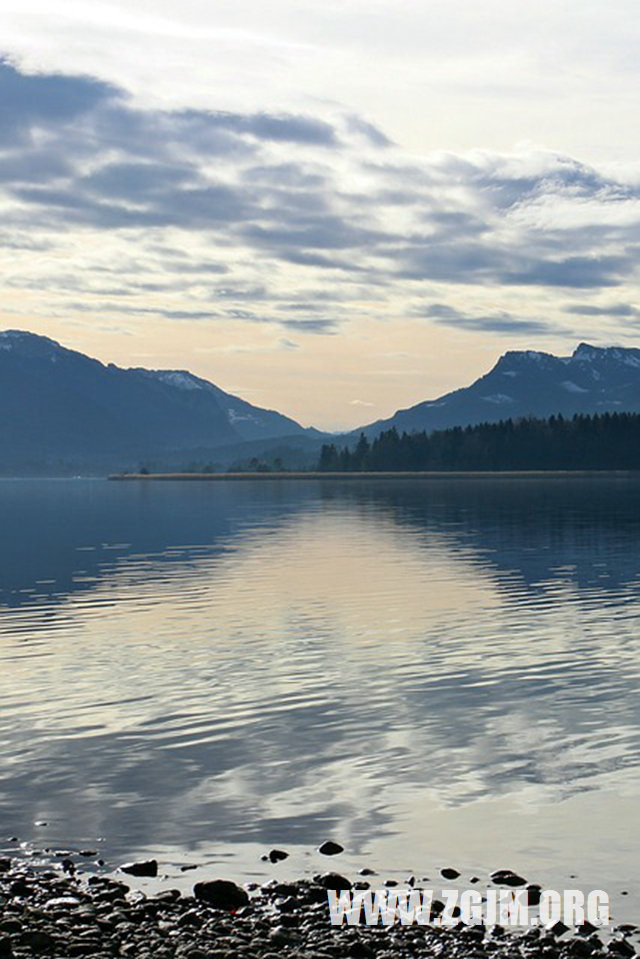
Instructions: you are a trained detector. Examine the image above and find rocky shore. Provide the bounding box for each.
[0,854,637,959]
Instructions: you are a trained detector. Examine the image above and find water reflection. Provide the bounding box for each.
[0,477,639,893]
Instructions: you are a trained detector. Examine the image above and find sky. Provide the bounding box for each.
[1,1,640,430]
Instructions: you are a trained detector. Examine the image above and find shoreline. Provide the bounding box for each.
[108,470,640,481]
[1,854,637,959]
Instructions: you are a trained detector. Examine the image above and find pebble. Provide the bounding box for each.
[193,879,249,909]
[319,842,345,856]
[490,870,527,887]
[120,860,158,877]
[268,849,289,863]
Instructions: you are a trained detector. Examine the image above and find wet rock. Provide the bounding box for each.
[193,879,249,910]
[577,921,599,936]
[567,938,598,957]
[20,930,56,952]
[274,897,299,916]
[359,868,376,876]
[269,849,289,863]
[441,867,461,880]
[526,884,542,905]
[0,859,11,873]
[316,873,353,890]
[120,859,158,877]
[349,941,374,958]
[273,882,299,896]
[319,841,344,856]
[155,889,181,901]
[490,869,527,887]
[0,937,13,959]
[608,941,636,958]
[10,878,32,897]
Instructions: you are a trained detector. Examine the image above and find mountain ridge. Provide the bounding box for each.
[355,342,640,438]
[0,329,317,473]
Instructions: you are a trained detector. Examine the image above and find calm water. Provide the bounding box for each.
[1,477,639,913]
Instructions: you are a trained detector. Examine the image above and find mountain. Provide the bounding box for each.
[0,330,316,473]
[358,343,640,437]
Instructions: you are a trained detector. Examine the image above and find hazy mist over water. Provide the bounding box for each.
[1,477,639,904]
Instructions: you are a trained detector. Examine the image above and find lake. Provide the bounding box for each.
[1,476,639,916]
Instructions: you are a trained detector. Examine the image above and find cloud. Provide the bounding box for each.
[280,318,338,333]
[3,59,640,344]
[0,58,118,139]
[564,302,640,317]
[345,114,393,148]
[416,303,558,335]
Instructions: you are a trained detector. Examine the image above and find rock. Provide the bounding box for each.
[120,860,158,877]
[359,868,376,876]
[440,867,460,880]
[316,873,352,890]
[20,930,56,952]
[0,937,13,959]
[0,859,11,872]
[349,941,374,959]
[156,889,181,901]
[526,884,542,905]
[567,938,598,957]
[318,841,344,856]
[276,896,300,912]
[193,880,249,910]
[577,921,599,936]
[268,849,289,863]
[491,869,527,887]
[10,878,31,897]
[608,941,636,958]
[44,895,81,908]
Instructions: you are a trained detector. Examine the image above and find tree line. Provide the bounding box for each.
[316,412,640,472]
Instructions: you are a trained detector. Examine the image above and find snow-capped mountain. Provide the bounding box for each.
[0,330,313,471]
[359,343,640,437]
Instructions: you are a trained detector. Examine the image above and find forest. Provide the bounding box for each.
[316,412,640,471]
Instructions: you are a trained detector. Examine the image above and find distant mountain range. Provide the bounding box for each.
[358,343,640,437]
[3,331,640,474]
[0,330,318,473]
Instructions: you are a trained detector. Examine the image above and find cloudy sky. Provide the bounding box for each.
[1,0,639,429]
